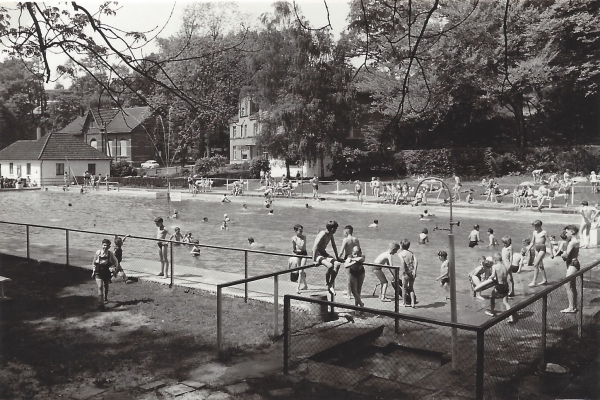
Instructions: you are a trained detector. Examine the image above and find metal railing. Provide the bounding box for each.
[215,260,400,355]
[283,258,600,400]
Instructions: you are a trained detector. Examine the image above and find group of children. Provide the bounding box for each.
[460,219,583,321]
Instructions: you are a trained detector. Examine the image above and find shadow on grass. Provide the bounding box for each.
[0,254,261,398]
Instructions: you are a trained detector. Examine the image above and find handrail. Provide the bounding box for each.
[478,258,600,330]
[284,294,480,331]
[218,263,320,288]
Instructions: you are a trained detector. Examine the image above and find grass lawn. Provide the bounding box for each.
[0,254,281,399]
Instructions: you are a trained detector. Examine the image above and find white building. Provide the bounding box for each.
[229,97,333,177]
[0,133,112,186]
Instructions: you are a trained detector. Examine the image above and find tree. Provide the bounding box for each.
[247,1,356,174]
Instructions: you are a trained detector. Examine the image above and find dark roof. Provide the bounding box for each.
[56,115,87,134]
[0,133,112,161]
[57,107,153,135]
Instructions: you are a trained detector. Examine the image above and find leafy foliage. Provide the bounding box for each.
[249,158,271,179]
[194,155,228,175]
[110,161,138,177]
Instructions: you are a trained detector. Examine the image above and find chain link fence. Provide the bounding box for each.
[284,295,479,398]
[283,259,600,399]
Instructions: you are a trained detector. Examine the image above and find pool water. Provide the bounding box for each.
[1,188,593,316]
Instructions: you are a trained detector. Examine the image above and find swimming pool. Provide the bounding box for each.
[1,188,596,323]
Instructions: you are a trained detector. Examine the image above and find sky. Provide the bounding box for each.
[0,0,352,88]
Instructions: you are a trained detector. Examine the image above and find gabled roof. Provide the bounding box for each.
[56,115,87,134]
[0,133,112,161]
[57,107,153,135]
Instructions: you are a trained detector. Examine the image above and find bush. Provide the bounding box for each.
[330,147,373,179]
[195,155,228,175]
[110,161,137,177]
[249,158,270,178]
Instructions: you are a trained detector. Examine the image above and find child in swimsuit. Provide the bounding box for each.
[345,246,366,307]
[485,253,513,323]
[92,238,119,310]
[436,251,449,286]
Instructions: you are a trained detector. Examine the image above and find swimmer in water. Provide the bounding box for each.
[202,217,208,222]
[306,203,313,209]
[368,220,379,228]
[242,203,247,210]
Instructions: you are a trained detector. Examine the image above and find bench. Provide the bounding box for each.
[105,181,120,191]
[0,276,12,300]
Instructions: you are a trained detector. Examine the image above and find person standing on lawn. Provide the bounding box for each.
[92,238,119,311]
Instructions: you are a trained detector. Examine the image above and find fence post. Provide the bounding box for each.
[273,275,279,337]
[226,178,229,192]
[571,186,574,205]
[336,181,339,194]
[244,250,248,303]
[283,295,290,374]
[26,225,30,259]
[65,229,69,266]
[578,274,584,338]
[541,294,547,366]
[170,243,174,288]
[217,286,223,355]
[476,329,485,400]
[394,267,399,333]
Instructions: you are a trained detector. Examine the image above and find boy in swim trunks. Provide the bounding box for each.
[355,180,363,204]
[292,224,309,293]
[469,256,492,300]
[339,225,361,299]
[579,201,599,248]
[436,251,449,287]
[398,239,418,308]
[501,236,515,296]
[312,220,343,296]
[561,224,580,313]
[526,220,555,287]
[372,242,400,301]
[485,253,514,323]
[154,217,170,278]
[468,225,483,248]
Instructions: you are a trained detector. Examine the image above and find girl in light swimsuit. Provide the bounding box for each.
[526,220,555,287]
[561,225,580,313]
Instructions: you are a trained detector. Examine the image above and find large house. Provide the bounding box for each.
[229,97,366,177]
[0,132,112,186]
[57,107,158,165]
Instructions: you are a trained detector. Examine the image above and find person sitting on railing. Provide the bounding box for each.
[312,221,343,296]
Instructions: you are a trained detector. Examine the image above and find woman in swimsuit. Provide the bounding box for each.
[92,238,119,311]
[561,225,580,313]
[526,220,555,287]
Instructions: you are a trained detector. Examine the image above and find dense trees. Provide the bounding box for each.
[0,0,598,171]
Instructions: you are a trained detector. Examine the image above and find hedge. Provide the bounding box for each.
[390,146,600,178]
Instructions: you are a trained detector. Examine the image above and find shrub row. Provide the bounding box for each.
[391,146,600,178]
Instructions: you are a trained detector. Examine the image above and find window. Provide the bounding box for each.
[90,139,97,149]
[88,163,96,175]
[16,165,21,177]
[232,146,237,160]
[241,146,250,160]
[120,139,128,157]
[26,163,31,175]
[253,124,259,136]
[9,163,13,174]
[232,126,236,138]
[244,125,248,137]
[56,163,64,176]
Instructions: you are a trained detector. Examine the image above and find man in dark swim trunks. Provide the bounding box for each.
[312,220,342,296]
[485,253,514,323]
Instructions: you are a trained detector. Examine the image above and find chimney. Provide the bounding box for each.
[36,127,42,140]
